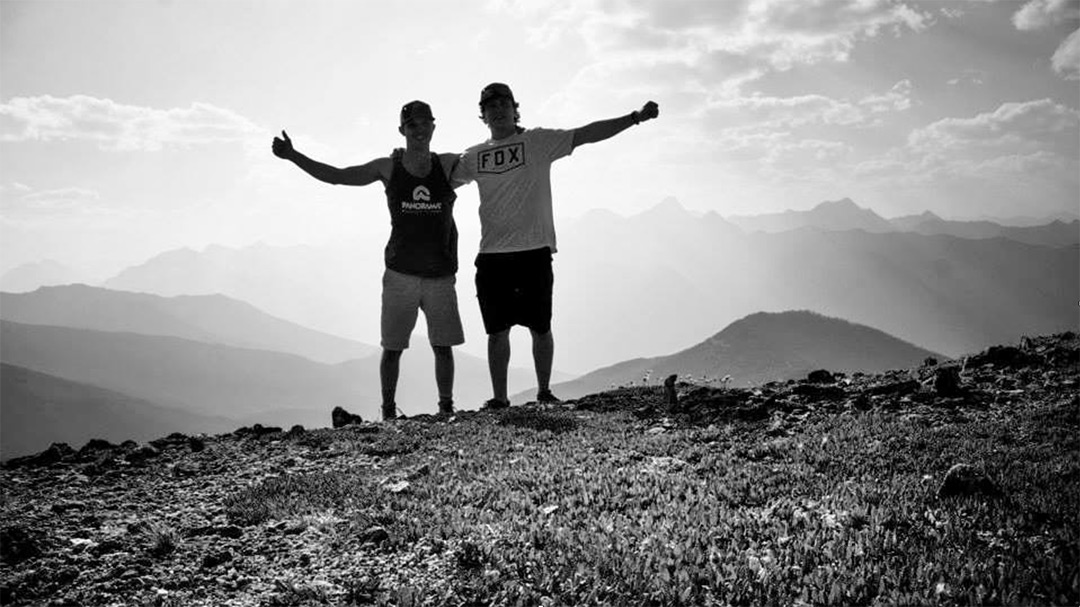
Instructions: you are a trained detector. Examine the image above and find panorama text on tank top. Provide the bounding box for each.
[383,149,458,277]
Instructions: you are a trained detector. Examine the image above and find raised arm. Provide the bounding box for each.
[571,101,659,150]
[272,130,388,186]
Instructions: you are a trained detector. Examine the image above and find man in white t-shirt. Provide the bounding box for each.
[455,82,659,409]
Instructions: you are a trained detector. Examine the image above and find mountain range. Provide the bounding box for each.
[552,198,1077,371]
[1,363,236,459]
[6,197,1074,374]
[725,198,1079,246]
[2,198,1076,456]
[0,284,378,364]
[517,310,942,401]
[0,259,89,293]
[0,285,553,458]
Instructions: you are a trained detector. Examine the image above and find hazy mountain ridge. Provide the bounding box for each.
[7,198,1076,373]
[726,199,1079,246]
[0,284,378,364]
[101,243,386,343]
[0,260,90,293]
[726,198,897,234]
[0,319,538,456]
[556,200,1077,370]
[0,363,236,459]
[525,310,942,401]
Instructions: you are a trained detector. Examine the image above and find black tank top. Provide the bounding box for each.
[383,149,458,277]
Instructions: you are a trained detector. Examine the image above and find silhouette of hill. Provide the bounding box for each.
[95,199,1078,373]
[0,260,88,293]
[0,284,378,364]
[725,198,896,234]
[526,311,942,401]
[889,213,1078,247]
[0,363,236,459]
[0,320,536,430]
[556,200,1076,371]
[101,243,385,342]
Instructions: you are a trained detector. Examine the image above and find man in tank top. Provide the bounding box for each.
[273,100,464,421]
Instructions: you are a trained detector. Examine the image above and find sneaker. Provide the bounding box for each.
[481,398,510,410]
[381,402,398,421]
[536,389,561,404]
[438,399,455,416]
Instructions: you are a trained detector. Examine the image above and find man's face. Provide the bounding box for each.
[481,96,516,129]
[400,116,434,145]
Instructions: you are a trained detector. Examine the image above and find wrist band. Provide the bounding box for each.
[631,111,640,125]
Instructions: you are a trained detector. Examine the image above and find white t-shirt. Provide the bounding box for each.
[456,128,575,254]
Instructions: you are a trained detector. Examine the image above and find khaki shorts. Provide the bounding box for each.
[381,269,465,350]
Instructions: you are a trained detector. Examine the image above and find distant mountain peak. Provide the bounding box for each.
[634,197,691,221]
[813,198,859,210]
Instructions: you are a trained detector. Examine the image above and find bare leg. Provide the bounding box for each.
[530,329,554,394]
[432,345,454,403]
[488,329,511,403]
[380,349,402,413]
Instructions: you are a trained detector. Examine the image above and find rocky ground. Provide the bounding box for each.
[1,332,1077,606]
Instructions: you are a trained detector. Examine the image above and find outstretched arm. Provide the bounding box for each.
[571,101,659,150]
[272,130,387,186]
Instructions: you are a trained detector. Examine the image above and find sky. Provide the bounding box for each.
[1,0,1078,279]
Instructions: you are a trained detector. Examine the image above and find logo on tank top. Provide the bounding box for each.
[477,142,525,174]
[401,185,441,213]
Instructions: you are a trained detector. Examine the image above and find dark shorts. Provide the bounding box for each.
[475,247,553,335]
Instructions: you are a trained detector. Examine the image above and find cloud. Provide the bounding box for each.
[908,98,1080,159]
[705,80,914,130]
[0,185,106,220]
[1052,28,1080,79]
[1012,0,1079,31]
[0,95,260,151]
[497,0,933,83]
[1008,0,1080,80]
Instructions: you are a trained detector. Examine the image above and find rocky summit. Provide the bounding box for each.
[1,333,1077,606]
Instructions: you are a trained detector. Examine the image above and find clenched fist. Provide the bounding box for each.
[272,130,294,159]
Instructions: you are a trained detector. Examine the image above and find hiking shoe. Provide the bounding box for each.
[536,389,561,404]
[381,403,398,421]
[481,398,510,411]
[438,399,455,416]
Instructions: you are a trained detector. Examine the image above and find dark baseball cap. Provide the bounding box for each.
[400,100,434,126]
[479,82,515,106]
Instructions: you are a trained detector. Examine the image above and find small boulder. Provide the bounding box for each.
[1,525,43,565]
[201,550,233,569]
[970,345,1033,369]
[9,442,76,467]
[332,406,364,429]
[933,367,963,397]
[807,370,835,384]
[125,444,161,464]
[77,438,117,459]
[151,432,191,450]
[938,463,1001,499]
[358,526,389,546]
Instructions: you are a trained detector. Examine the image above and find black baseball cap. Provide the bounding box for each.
[400,100,434,126]
[479,82,516,106]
